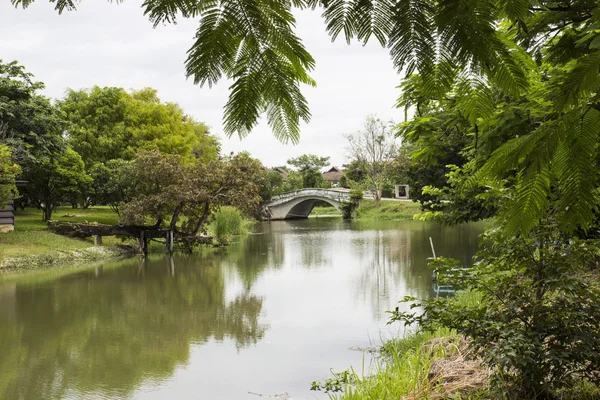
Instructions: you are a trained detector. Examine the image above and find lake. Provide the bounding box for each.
[0,218,485,400]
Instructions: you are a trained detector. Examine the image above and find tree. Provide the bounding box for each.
[18,0,600,235]
[287,154,330,188]
[345,115,398,204]
[0,59,65,169]
[0,144,20,207]
[256,169,285,202]
[13,0,533,145]
[23,148,92,221]
[394,222,600,398]
[60,86,219,167]
[282,171,303,192]
[87,159,133,214]
[120,150,263,239]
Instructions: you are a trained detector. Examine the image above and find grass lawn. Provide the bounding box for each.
[1,206,127,259]
[309,204,341,217]
[356,199,421,220]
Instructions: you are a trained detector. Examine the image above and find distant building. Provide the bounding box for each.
[395,184,410,199]
[0,200,15,233]
[272,167,289,179]
[0,181,26,232]
[323,167,343,185]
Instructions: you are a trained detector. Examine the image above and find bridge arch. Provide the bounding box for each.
[284,197,341,219]
[261,189,351,220]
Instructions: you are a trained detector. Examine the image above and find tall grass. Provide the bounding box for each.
[329,291,490,400]
[210,206,248,240]
[332,327,464,400]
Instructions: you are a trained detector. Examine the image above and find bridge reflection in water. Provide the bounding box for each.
[261,188,352,220]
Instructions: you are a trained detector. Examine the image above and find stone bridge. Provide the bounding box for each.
[261,189,352,220]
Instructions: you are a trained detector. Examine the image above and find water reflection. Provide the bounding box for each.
[0,219,485,400]
[0,256,267,400]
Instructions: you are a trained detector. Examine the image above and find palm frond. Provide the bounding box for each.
[556,51,600,110]
[185,0,314,142]
[555,107,600,231]
[505,164,552,236]
[320,0,395,46]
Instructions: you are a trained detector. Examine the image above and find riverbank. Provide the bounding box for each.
[318,328,489,399]
[324,290,600,400]
[0,207,136,271]
[356,199,421,220]
[309,199,421,220]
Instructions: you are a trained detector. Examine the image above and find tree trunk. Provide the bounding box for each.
[169,202,185,232]
[192,202,211,236]
[43,205,53,221]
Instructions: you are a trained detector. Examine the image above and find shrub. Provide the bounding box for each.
[349,189,364,201]
[211,206,246,243]
[392,223,600,399]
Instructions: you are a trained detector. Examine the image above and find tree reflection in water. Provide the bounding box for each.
[0,255,267,400]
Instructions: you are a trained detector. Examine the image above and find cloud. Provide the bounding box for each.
[0,2,404,168]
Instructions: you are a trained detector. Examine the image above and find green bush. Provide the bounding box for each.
[349,189,364,201]
[211,206,246,242]
[392,224,600,399]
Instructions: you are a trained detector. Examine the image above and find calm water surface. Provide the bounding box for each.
[0,218,485,400]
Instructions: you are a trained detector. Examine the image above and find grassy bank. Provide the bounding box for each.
[321,289,600,400]
[309,203,341,217]
[0,206,135,270]
[329,327,487,400]
[355,199,421,220]
[308,199,422,220]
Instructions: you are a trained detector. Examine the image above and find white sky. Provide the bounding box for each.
[0,1,405,168]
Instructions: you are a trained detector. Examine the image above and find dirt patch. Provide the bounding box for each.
[424,335,489,398]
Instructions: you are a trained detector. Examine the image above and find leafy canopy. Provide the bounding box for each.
[0,145,20,207]
[12,0,530,144]
[59,86,219,167]
[0,59,64,167]
[13,0,600,234]
[287,154,330,188]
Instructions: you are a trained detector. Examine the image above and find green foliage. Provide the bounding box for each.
[415,162,502,225]
[60,86,219,167]
[349,189,363,201]
[392,223,600,398]
[287,154,330,172]
[282,171,303,192]
[287,154,330,188]
[0,144,20,207]
[311,369,356,393]
[22,148,92,221]
[210,206,246,244]
[0,59,65,168]
[339,160,364,189]
[13,0,535,143]
[121,150,262,237]
[346,115,398,204]
[397,84,471,208]
[339,200,356,220]
[14,2,600,234]
[256,169,285,202]
[329,327,472,399]
[87,159,132,214]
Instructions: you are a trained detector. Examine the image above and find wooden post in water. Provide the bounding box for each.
[429,237,437,259]
[430,236,439,297]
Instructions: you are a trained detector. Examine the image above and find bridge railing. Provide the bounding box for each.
[265,188,351,205]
